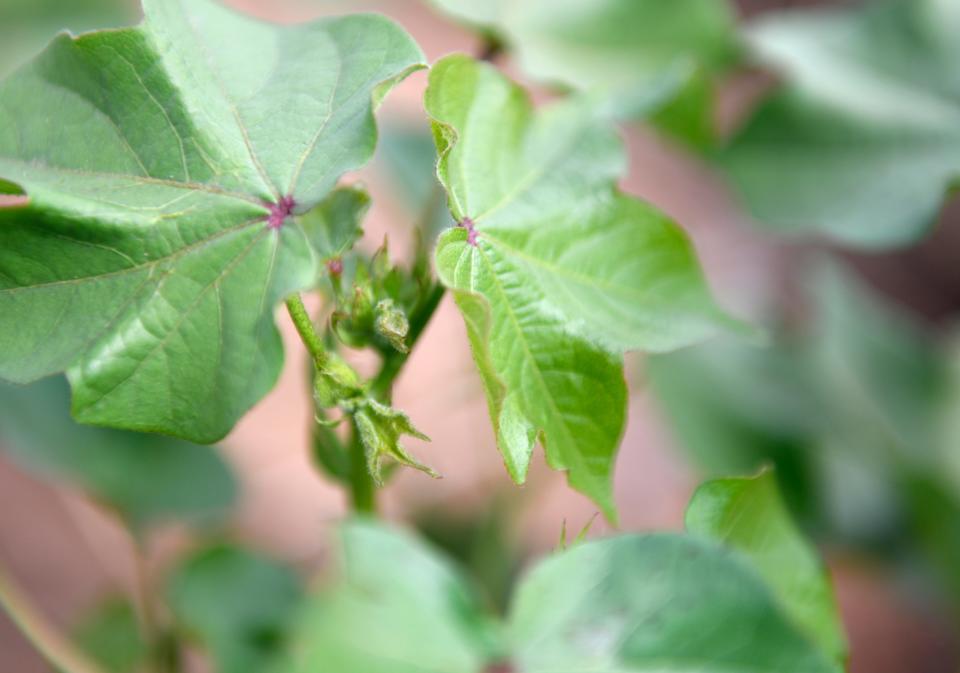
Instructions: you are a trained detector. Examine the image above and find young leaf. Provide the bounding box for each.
[285,520,500,673]
[0,0,425,442]
[720,0,960,248]
[427,55,742,518]
[686,470,848,668]
[0,376,236,530]
[167,544,304,673]
[425,0,739,147]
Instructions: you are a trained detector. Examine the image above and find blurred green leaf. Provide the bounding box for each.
[167,544,304,673]
[376,123,455,240]
[424,0,739,147]
[73,599,146,673]
[285,520,500,673]
[686,470,847,667]
[647,335,821,516]
[0,376,237,530]
[510,533,840,673]
[650,259,960,611]
[720,0,960,249]
[287,519,840,672]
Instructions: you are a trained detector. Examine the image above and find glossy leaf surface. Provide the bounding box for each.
[0,376,236,529]
[427,55,740,517]
[721,0,960,248]
[0,0,424,441]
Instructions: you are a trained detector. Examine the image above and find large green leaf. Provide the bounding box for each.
[720,0,960,249]
[0,0,424,442]
[425,0,739,147]
[686,471,847,668]
[427,55,740,517]
[287,519,841,672]
[167,544,304,673]
[0,376,236,530]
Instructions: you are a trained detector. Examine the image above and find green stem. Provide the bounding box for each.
[285,294,328,368]
[348,421,376,514]
[0,566,109,673]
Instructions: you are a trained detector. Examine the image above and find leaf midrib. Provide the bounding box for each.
[0,215,264,295]
[469,240,600,480]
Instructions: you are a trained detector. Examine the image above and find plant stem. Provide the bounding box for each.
[131,535,177,673]
[285,294,328,368]
[0,566,109,673]
[348,421,376,514]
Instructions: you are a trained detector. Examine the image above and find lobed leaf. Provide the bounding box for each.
[427,55,742,517]
[0,0,424,441]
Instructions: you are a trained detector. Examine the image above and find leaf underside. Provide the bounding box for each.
[0,0,424,442]
[427,55,741,518]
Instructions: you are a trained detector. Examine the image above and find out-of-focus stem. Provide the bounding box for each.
[0,565,109,673]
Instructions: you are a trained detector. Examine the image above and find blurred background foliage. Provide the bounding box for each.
[1,0,959,671]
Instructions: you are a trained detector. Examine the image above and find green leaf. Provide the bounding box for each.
[167,543,304,673]
[425,0,739,146]
[73,599,146,673]
[0,0,424,442]
[647,336,823,516]
[426,55,741,517]
[289,520,840,672]
[0,376,236,530]
[650,259,960,608]
[285,520,500,673]
[720,0,960,248]
[298,184,370,265]
[686,470,848,667]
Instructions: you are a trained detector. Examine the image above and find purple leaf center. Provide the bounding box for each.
[267,196,296,229]
[460,216,478,246]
